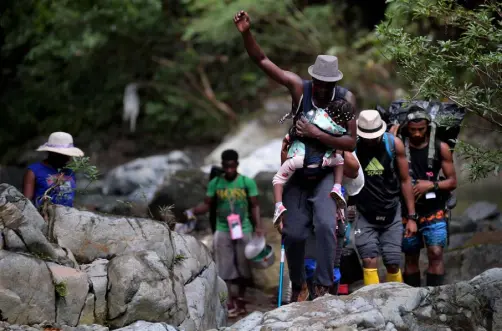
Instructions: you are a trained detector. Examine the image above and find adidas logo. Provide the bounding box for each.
[365,157,384,176]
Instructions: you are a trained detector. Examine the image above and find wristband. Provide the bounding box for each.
[407,214,418,222]
[433,181,439,192]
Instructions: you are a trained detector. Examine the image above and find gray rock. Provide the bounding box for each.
[48,205,175,264]
[215,277,228,328]
[184,262,225,331]
[171,232,213,285]
[73,325,109,331]
[448,215,477,234]
[0,186,75,267]
[3,228,27,252]
[224,311,264,331]
[80,259,109,324]
[149,168,210,229]
[113,320,177,331]
[444,244,502,284]
[463,201,500,222]
[0,184,47,234]
[228,268,502,331]
[0,251,56,325]
[102,151,191,198]
[79,293,96,325]
[47,262,90,326]
[106,251,188,328]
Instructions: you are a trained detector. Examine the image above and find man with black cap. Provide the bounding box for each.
[234,10,357,300]
[353,110,417,286]
[390,106,457,287]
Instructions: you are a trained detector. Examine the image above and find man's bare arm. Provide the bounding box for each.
[235,11,303,104]
[343,152,359,179]
[395,137,416,215]
[249,196,263,233]
[192,197,213,215]
[438,142,457,191]
[312,118,357,151]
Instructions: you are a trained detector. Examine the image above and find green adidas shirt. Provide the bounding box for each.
[206,174,258,233]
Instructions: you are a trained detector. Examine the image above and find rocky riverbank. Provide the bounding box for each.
[0,184,227,331]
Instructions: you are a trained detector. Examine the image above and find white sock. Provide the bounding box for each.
[275,202,283,208]
[333,184,341,191]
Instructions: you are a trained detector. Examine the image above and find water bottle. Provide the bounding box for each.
[304,109,316,123]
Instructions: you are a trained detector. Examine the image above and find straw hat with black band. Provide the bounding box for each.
[357,110,387,139]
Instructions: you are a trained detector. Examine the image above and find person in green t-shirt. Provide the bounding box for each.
[186,149,264,317]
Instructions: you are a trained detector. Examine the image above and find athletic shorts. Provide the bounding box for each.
[354,205,403,266]
[213,231,252,280]
[402,210,447,254]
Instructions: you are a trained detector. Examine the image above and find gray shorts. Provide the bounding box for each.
[213,231,252,281]
[354,205,403,266]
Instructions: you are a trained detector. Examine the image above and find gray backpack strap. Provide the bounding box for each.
[428,122,437,170]
[404,137,411,164]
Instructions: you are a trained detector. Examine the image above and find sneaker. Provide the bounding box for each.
[330,185,347,209]
[273,204,287,226]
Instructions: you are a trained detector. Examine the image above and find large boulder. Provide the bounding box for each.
[0,184,76,267]
[443,243,502,284]
[47,262,90,326]
[101,151,192,200]
[80,259,109,324]
[148,168,210,229]
[0,185,228,330]
[48,205,175,264]
[106,251,188,329]
[225,268,502,331]
[0,251,56,325]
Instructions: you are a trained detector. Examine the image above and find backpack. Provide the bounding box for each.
[208,166,224,233]
[292,80,350,178]
[377,100,467,166]
[208,168,254,233]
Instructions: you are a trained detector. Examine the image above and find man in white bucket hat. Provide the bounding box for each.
[23,132,84,209]
[352,110,417,286]
[235,10,359,300]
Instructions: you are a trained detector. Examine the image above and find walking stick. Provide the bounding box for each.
[278,239,285,307]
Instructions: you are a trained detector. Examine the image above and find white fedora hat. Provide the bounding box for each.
[308,55,344,82]
[36,132,84,157]
[357,110,387,139]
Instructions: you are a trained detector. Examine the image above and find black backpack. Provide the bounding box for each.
[208,166,224,233]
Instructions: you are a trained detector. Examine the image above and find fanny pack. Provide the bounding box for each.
[360,206,398,224]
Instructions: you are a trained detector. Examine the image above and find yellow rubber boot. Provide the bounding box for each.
[363,268,380,285]
[386,269,403,283]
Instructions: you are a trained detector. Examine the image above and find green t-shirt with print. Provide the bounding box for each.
[206,174,258,233]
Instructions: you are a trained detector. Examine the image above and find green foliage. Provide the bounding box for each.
[1,0,386,164]
[66,157,100,183]
[376,0,502,180]
[55,281,68,297]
